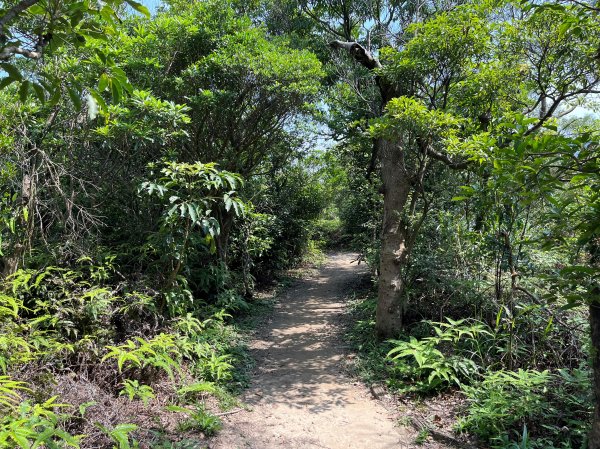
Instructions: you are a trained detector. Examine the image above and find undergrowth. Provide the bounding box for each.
[0,258,279,449]
[346,290,592,448]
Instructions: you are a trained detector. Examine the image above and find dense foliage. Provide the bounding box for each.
[1,0,600,447]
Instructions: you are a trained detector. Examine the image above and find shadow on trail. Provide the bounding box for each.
[244,255,368,414]
[208,253,408,449]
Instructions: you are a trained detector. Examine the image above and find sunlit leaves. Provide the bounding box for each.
[0,376,27,410]
[102,334,181,380]
[96,422,138,449]
[141,161,245,264]
[0,0,151,107]
[371,96,462,142]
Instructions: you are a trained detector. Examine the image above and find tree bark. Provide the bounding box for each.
[330,39,414,338]
[590,233,600,448]
[216,209,234,264]
[376,138,412,337]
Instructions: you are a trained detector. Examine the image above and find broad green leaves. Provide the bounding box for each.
[116,3,323,177]
[387,318,491,390]
[96,423,138,449]
[371,96,462,142]
[141,161,245,237]
[102,334,181,380]
[453,111,600,310]
[0,0,150,106]
[141,161,245,287]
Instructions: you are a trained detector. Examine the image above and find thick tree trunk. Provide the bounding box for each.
[590,302,600,448]
[376,138,412,338]
[329,40,413,338]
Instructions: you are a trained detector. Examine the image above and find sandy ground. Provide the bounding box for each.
[208,252,412,449]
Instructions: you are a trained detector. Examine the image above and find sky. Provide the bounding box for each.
[141,0,162,14]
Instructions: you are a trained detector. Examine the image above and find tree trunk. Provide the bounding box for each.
[590,301,600,448]
[376,138,412,338]
[216,209,234,264]
[590,233,600,448]
[328,40,414,338]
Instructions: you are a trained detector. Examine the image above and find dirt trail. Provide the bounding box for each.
[209,252,410,449]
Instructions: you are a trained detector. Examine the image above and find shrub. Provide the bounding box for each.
[457,368,591,448]
[386,318,491,392]
[0,395,81,449]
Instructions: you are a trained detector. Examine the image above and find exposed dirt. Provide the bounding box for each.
[209,252,412,449]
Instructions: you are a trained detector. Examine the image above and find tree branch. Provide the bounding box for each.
[301,7,347,39]
[0,0,41,35]
[329,40,382,71]
[566,0,600,12]
[555,103,579,118]
[524,94,564,136]
[426,147,469,170]
[0,45,41,60]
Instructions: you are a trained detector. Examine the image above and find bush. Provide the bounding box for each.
[456,368,592,448]
[386,318,491,392]
[0,393,81,449]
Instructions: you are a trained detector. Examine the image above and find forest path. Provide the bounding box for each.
[209,252,410,449]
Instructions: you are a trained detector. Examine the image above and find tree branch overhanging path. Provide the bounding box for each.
[328,27,594,340]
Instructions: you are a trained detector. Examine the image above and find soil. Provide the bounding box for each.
[208,252,413,449]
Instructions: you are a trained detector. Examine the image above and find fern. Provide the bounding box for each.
[102,333,181,379]
[0,376,28,410]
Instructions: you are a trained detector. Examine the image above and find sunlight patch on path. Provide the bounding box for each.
[209,253,411,449]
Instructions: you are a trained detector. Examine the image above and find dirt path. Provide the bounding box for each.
[209,252,411,449]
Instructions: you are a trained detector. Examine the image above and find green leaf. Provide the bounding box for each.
[48,83,62,106]
[32,83,46,102]
[0,63,23,81]
[0,76,17,90]
[125,0,151,17]
[560,301,582,311]
[18,80,30,102]
[224,195,233,212]
[414,351,425,367]
[98,73,110,92]
[110,78,123,103]
[177,382,216,396]
[94,49,108,65]
[188,203,198,223]
[165,405,190,413]
[68,87,82,110]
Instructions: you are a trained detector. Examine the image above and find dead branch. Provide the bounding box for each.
[0,45,42,60]
[329,40,382,71]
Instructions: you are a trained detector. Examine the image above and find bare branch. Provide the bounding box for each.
[524,94,564,136]
[0,45,41,60]
[426,147,469,170]
[301,6,347,39]
[555,103,579,118]
[565,0,600,12]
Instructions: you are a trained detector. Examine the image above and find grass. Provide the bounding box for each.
[345,292,395,386]
[225,295,277,395]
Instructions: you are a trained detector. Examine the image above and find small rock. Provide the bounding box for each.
[369,384,386,400]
